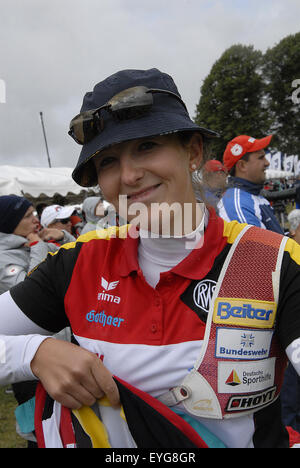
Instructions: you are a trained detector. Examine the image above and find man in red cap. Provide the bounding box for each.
[218,134,284,234]
[201,159,228,208]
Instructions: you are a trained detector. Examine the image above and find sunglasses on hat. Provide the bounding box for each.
[68,86,187,145]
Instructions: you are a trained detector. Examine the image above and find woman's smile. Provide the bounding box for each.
[126,183,162,203]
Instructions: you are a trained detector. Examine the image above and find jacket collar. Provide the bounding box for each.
[229,176,263,196]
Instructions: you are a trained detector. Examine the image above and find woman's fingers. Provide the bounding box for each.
[65,384,100,409]
[31,338,120,410]
[90,359,120,407]
[57,393,84,410]
[61,362,119,409]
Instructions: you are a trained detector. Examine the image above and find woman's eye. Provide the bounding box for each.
[96,156,116,170]
[138,141,158,152]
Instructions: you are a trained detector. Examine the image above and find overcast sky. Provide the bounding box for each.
[0,0,299,170]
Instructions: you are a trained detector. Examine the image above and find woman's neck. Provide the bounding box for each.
[138,208,208,287]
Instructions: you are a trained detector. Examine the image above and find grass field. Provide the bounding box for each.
[0,386,27,448]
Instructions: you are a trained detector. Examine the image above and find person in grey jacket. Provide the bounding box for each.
[81,196,105,234]
[81,196,121,234]
[0,195,75,294]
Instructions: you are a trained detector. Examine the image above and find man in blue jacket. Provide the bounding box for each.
[218,134,284,234]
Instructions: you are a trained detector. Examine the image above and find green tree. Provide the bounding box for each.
[263,32,300,155]
[194,44,269,159]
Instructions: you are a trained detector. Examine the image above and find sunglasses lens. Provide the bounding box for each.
[112,103,152,121]
[69,111,101,145]
[60,218,71,224]
[108,86,153,121]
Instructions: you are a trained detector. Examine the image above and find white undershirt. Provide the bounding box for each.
[138,209,209,288]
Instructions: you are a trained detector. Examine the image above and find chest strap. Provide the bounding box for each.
[159,225,288,419]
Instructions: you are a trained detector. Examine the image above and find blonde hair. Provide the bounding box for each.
[177,131,213,203]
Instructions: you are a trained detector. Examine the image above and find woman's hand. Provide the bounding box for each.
[31,338,120,409]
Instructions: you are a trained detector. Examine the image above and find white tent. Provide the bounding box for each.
[0,165,91,197]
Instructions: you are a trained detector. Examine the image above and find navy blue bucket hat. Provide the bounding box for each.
[71,68,219,187]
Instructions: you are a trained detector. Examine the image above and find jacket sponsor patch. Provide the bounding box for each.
[226,386,277,413]
[218,358,276,394]
[215,328,273,360]
[213,298,276,328]
[180,279,217,323]
[86,310,124,328]
[98,276,121,304]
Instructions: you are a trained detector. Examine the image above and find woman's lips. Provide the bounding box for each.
[127,184,161,202]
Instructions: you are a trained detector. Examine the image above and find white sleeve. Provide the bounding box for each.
[0,291,54,385]
[286,338,300,376]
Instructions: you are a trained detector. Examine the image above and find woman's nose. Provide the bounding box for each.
[119,155,144,185]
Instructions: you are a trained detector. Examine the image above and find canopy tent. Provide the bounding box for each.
[0,165,98,204]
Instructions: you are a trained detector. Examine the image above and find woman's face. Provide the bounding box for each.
[93,133,203,234]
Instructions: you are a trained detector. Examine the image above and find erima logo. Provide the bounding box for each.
[101,277,119,291]
[98,277,121,304]
[213,298,276,328]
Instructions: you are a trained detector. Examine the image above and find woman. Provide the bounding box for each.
[0,69,300,448]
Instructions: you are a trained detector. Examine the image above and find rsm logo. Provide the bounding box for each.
[0,79,6,103]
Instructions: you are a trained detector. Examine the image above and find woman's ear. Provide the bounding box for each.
[187,133,203,170]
